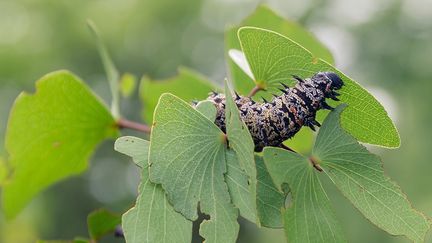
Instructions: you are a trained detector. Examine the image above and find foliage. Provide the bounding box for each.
[38,208,121,243]
[148,93,239,243]
[115,136,192,243]
[87,208,121,240]
[140,67,217,123]
[224,5,329,155]
[120,73,137,98]
[0,157,7,186]
[225,5,334,96]
[224,79,257,224]
[1,4,430,243]
[87,20,121,119]
[37,240,89,243]
[313,105,430,242]
[2,71,118,218]
[264,105,430,242]
[237,27,399,148]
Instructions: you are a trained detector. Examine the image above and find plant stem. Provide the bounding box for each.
[117,118,151,133]
[88,20,121,119]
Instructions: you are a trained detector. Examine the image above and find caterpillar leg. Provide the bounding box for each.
[307,123,316,131]
[321,101,334,111]
[280,143,296,153]
[292,75,304,83]
[329,91,340,101]
[305,119,320,131]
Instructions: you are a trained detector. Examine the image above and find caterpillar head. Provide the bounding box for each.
[312,72,344,101]
[324,72,344,90]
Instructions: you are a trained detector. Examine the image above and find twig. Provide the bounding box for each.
[117,118,151,133]
[248,85,264,97]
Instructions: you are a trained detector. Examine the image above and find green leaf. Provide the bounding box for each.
[114,136,150,168]
[37,241,72,243]
[3,70,118,218]
[149,93,238,243]
[120,73,137,98]
[71,239,89,243]
[140,67,217,123]
[87,208,121,240]
[224,6,334,154]
[225,149,256,223]
[224,79,258,224]
[263,147,347,243]
[255,155,284,228]
[115,136,192,243]
[0,157,7,186]
[264,105,431,241]
[238,27,400,148]
[228,49,255,81]
[125,167,193,243]
[224,151,284,228]
[225,5,334,96]
[37,238,89,243]
[283,127,314,155]
[195,100,217,122]
[87,20,120,118]
[314,105,432,242]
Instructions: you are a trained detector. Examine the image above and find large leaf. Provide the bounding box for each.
[238,27,400,148]
[115,136,192,243]
[314,105,431,242]
[140,67,217,123]
[225,5,334,96]
[87,208,121,240]
[148,94,238,243]
[224,79,258,224]
[3,71,118,218]
[263,147,346,242]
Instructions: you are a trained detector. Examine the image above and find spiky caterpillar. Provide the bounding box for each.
[205,72,344,152]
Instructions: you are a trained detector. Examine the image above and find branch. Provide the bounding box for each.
[117,118,151,133]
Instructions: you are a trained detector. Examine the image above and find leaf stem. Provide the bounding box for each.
[117,118,151,133]
[309,156,323,172]
[247,85,264,97]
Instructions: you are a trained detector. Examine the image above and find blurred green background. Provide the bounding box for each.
[0,0,431,242]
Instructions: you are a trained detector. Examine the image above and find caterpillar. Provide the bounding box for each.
[204,72,344,152]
